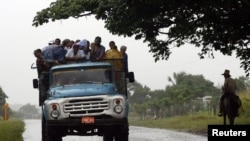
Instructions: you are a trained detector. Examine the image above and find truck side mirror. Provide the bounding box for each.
[128,72,135,83]
[33,79,38,88]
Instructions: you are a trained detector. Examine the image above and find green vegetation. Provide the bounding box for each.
[129,111,250,136]
[127,72,250,121]
[0,86,8,116]
[129,90,250,136]
[0,118,25,141]
[32,0,250,75]
[17,103,40,119]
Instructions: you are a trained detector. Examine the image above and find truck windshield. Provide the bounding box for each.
[51,68,112,87]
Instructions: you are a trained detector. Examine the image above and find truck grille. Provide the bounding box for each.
[63,98,109,116]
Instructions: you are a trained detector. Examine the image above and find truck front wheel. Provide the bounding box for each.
[45,124,62,141]
[114,124,129,141]
[103,134,114,141]
[41,115,47,141]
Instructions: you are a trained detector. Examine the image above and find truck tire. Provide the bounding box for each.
[103,134,114,141]
[45,124,62,141]
[114,124,129,141]
[41,115,47,141]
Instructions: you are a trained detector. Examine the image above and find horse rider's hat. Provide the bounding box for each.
[222,69,231,77]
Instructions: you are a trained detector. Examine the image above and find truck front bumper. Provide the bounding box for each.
[47,117,128,126]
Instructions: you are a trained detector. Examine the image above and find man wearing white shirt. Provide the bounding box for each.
[65,44,86,63]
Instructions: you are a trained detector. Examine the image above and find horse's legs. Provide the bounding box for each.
[229,115,235,125]
[223,114,226,125]
[221,95,237,125]
[230,118,234,125]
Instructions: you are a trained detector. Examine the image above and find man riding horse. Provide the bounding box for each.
[218,69,240,117]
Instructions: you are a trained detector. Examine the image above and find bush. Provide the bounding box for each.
[0,118,25,141]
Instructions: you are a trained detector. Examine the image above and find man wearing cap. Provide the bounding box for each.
[48,40,54,45]
[218,69,238,116]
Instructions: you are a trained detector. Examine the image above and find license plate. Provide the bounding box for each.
[81,117,94,124]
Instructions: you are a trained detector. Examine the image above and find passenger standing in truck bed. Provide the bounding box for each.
[120,45,129,77]
[103,41,123,70]
[83,40,91,61]
[33,49,49,78]
[54,38,61,45]
[103,41,125,93]
[41,38,67,65]
[65,44,86,63]
[62,39,72,52]
[104,41,122,58]
[77,39,91,61]
[90,36,105,61]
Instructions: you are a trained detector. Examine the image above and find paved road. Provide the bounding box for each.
[23,119,207,141]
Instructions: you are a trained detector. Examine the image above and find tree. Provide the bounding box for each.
[0,87,8,105]
[32,0,250,75]
[128,81,151,104]
[235,76,250,92]
[166,72,220,115]
[19,103,40,119]
[0,87,8,117]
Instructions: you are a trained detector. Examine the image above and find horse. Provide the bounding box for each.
[221,94,240,125]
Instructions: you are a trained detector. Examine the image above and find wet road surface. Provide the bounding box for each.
[23,119,207,141]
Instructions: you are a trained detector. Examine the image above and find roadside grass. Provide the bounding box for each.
[128,112,250,136]
[0,118,25,141]
[129,91,250,136]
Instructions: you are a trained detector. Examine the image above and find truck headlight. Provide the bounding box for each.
[50,103,60,119]
[51,110,60,119]
[114,105,123,114]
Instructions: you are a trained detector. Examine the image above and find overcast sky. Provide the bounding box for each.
[0,0,246,105]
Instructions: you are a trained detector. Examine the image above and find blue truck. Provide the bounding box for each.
[32,59,134,141]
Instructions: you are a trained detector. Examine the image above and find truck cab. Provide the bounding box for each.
[33,60,134,141]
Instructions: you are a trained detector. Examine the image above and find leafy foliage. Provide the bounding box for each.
[18,103,40,119]
[128,72,249,118]
[33,0,250,75]
[0,87,8,105]
[128,72,222,118]
[235,76,250,92]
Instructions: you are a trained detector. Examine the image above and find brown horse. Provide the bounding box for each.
[222,95,240,125]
